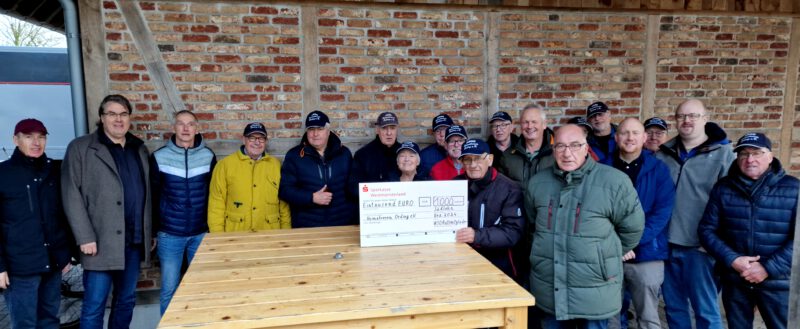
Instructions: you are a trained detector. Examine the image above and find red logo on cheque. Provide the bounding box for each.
[362,185,368,192]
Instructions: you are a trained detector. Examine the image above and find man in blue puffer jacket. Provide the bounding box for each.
[280,111,356,228]
[609,118,675,329]
[699,133,798,329]
[150,110,216,314]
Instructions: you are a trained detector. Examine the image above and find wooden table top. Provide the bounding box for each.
[159,225,535,328]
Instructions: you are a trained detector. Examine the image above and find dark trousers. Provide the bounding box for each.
[721,283,788,329]
[80,245,142,329]
[4,270,62,329]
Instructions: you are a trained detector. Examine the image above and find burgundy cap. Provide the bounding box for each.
[14,118,48,135]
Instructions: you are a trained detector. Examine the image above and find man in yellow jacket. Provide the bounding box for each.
[208,122,291,231]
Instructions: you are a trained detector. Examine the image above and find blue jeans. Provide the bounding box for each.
[81,245,142,329]
[4,270,62,329]
[157,231,205,315]
[721,283,788,329]
[662,246,722,329]
[541,314,608,329]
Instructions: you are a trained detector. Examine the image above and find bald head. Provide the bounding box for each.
[675,99,709,141]
[554,124,589,172]
[615,118,646,160]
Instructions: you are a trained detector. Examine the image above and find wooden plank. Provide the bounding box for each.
[301,3,320,132]
[117,0,185,113]
[276,308,507,329]
[779,18,800,165]
[161,285,532,328]
[485,11,499,136]
[502,306,529,329]
[779,0,794,12]
[641,15,659,121]
[77,0,106,127]
[685,0,704,9]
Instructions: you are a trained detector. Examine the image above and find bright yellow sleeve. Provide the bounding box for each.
[207,158,228,233]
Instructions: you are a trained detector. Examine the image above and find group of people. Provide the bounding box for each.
[0,93,795,329]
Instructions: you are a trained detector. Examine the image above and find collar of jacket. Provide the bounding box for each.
[97,128,144,149]
[728,157,786,197]
[510,127,555,157]
[166,134,205,154]
[659,122,729,160]
[9,147,49,169]
[299,131,344,159]
[238,145,267,162]
[553,155,596,186]
[468,167,498,195]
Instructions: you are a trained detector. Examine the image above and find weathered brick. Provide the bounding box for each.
[251,6,278,15]
[182,34,210,42]
[435,31,459,38]
[367,30,392,38]
[273,17,298,25]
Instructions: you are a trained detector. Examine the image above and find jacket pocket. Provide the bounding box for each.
[264,214,281,230]
[597,246,608,280]
[26,184,33,212]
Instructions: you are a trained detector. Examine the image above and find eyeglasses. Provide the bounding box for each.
[103,111,130,119]
[646,131,667,138]
[553,142,586,153]
[461,154,489,166]
[490,122,512,130]
[737,150,767,159]
[676,113,704,121]
[447,138,466,146]
[247,136,267,143]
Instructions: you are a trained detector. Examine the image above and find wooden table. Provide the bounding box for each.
[159,226,535,329]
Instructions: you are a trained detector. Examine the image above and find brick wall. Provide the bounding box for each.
[90,1,799,289]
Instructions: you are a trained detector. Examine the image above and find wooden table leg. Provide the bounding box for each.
[502,306,528,329]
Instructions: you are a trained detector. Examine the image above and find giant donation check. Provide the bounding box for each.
[358,180,468,247]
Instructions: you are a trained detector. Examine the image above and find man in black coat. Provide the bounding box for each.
[352,112,401,183]
[0,118,73,329]
[455,139,524,280]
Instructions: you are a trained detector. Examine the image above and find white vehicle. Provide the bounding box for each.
[0,46,75,160]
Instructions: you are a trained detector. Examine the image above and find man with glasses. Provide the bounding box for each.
[420,113,454,176]
[587,101,618,163]
[499,104,555,187]
[525,124,644,329]
[643,117,669,153]
[352,112,401,183]
[62,94,155,329]
[610,118,675,329]
[487,111,518,169]
[0,119,73,329]
[208,122,290,232]
[280,111,356,228]
[656,99,734,329]
[430,125,468,180]
[454,139,524,280]
[150,110,217,314]
[699,133,797,329]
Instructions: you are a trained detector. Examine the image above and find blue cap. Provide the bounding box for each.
[396,141,420,155]
[735,133,771,152]
[243,122,267,136]
[459,139,490,159]
[445,125,468,141]
[305,111,330,129]
[567,116,593,133]
[644,117,668,130]
[586,101,609,118]
[432,114,454,131]
[376,112,399,127]
[489,111,512,123]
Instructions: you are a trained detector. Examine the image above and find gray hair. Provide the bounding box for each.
[521,103,546,122]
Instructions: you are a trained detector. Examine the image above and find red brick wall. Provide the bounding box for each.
[93,1,799,289]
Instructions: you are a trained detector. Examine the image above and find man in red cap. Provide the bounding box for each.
[0,118,74,328]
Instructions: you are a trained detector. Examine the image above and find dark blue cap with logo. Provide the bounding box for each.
[567,116,593,132]
[460,139,490,159]
[432,114,454,131]
[489,111,512,123]
[735,132,771,152]
[376,112,399,127]
[243,122,267,136]
[445,125,468,141]
[586,101,609,118]
[644,117,668,130]
[396,141,421,155]
[305,110,330,129]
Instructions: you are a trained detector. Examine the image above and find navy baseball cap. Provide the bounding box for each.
[445,125,468,141]
[396,141,421,155]
[14,118,48,135]
[432,114,454,131]
[305,111,330,129]
[644,117,668,130]
[243,122,267,136]
[586,101,609,118]
[735,133,772,152]
[567,116,593,133]
[489,111,512,123]
[459,139,490,159]
[376,112,399,127]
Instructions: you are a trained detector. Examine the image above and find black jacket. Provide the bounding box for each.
[456,168,524,279]
[488,133,519,169]
[0,148,73,275]
[352,136,400,183]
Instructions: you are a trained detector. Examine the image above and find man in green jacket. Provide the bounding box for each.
[499,103,555,189]
[525,124,645,329]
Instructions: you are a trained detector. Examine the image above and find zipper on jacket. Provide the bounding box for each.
[479,203,485,228]
[184,147,190,230]
[547,199,553,230]
[26,184,33,212]
[573,203,582,234]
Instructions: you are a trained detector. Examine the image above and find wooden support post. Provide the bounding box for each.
[779,18,800,164]
[78,0,106,128]
[484,11,500,135]
[640,14,659,122]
